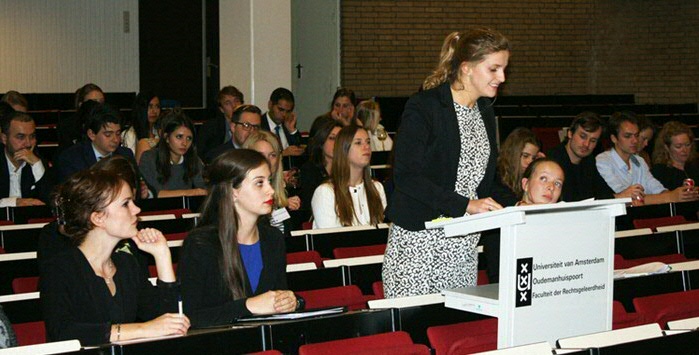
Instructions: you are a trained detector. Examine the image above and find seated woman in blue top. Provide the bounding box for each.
[40,169,189,345]
[138,109,207,198]
[178,149,299,328]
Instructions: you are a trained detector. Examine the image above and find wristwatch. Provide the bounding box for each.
[295,295,306,311]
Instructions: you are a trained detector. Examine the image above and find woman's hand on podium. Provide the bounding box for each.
[467,198,503,214]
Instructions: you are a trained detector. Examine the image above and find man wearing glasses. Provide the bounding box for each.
[205,105,262,164]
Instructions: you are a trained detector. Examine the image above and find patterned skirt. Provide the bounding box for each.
[382,224,480,298]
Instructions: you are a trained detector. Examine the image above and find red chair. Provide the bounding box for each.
[477,270,489,285]
[427,318,497,355]
[138,208,191,219]
[0,246,5,254]
[0,220,14,226]
[531,127,563,152]
[333,244,386,259]
[633,216,687,231]
[12,276,39,294]
[287,251,324,268]
[27,217,56,224]
[633,289,699,328]
[298,331,429,355]
[12,321,46,345]
[613,300,646,329]
[296,285,368,311]
[164,232,188,241]
[372,281,384,299]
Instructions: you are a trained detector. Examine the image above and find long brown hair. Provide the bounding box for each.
[423,28,510,90]
[497,128,540,199]
[330,126,384,226]
[197,149,268,299]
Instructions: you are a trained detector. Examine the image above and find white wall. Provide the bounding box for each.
[0,0,139,93]
[219,0,292,107]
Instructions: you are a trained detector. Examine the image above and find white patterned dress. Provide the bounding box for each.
[382,102,490,298]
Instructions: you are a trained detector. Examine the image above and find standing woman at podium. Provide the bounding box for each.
[382,28,509,298]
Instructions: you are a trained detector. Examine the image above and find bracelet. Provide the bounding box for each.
[116,323,121,341]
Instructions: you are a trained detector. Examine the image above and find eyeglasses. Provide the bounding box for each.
[233,121,261,131]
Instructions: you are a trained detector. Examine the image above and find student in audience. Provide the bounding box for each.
[243,130,300,235]
[261,88,304,156]
[139,109,206,198]
[636,114,654,166]
[178,149,299,327]
[40,169,189,345]
[205,104,263,164]
[596,111,698,204]
[311,125,386,229]
[651,121,699,191]
[196,86,244,161]
[1,90,28,112]
[0,304,17,348]
[298,117,343,222]
[547,112,628,202]
[516,158,565,206]
[58,83,106,153]
[382,28,507,298]
[124,92,161,157]
[329,88,358,126]
[492,127,541,206]
[0,112,50,207]
[356,100,393,152]
[56,103,136,182]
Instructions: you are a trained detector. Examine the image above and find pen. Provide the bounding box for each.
[178,297,183,316]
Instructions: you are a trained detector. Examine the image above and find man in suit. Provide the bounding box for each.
[261,88,304,156]
[205,104,262,164]
[0,112,48,207]
[196,86,244,161]
[56,103,136,182]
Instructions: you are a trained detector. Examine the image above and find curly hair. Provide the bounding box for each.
[652,121,696,166]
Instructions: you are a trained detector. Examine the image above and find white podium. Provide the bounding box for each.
[426,199,629,348]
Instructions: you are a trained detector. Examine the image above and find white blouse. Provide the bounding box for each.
[311,181,387,229]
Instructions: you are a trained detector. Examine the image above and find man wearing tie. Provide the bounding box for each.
[56,103,136,182]
[262,88,304,156]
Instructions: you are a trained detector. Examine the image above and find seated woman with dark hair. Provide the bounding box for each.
[299,117,343,218]
[493,128,542,206]
[178,149,299,328]
[311,125,387,229]
[517,158,565,206]
[138,109,206,198]
[651,121,699,192]
[40,169,189,345]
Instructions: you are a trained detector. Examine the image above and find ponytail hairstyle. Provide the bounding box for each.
[497,128,540,199]
[330,125,384,226]
[242,130,288,208]
[197,149,268,299]
[356,100,382,132]
[423,28,510,90]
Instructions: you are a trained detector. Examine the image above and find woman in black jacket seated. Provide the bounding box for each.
[178,149,299,328]
[40,169,189,345]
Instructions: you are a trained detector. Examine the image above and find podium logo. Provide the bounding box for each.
[516,257,533,307]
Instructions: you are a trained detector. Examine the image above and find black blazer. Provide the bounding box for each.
[196,113,229,162]
[0,146,50,201]
[260,113,301,147]
[385,82,499,231]
[55,141,136,183]
[178,223,288,327]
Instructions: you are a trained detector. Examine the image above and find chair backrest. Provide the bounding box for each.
[372,281,384,299]
[427,318,497,355]
[531,127,563,152]
[556,323,662,348]
[11,320,47,346]
[296,285,367,311]
[632,289,699,328]
[633,215,687,231]
[286,250,323,268]
[332,244,386,259]
[612,300,646,330]
[11,277,39,294]
[298,331,425,355]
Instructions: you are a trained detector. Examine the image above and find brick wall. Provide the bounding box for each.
[341,0,699,104]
